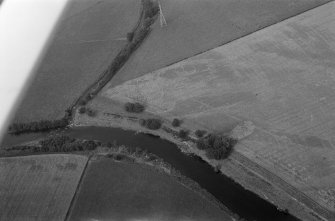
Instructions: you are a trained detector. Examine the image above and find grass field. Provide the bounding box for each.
[0,154,88,221]
[12,0,140,123]
[108,0,331,88]
[68,158,233,221]
[85,1,335,219]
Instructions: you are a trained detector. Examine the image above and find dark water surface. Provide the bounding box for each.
[2,126,298,221]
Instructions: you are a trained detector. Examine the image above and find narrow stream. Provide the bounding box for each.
[2,126,299,221]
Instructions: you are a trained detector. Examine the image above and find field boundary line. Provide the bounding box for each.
[68,0,156,120]
[230,151,335,220]
[152,0,335,73]
[64,155,91,221]
[67,1,145,113]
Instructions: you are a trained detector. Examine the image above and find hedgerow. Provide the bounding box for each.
[36,135,99,152]
[6,135,100,154]
[9,118,69,135]
[9,1,159,135]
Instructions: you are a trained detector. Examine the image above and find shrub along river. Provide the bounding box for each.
[1,126,298,221]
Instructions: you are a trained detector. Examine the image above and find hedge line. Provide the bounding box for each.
[6,135,100,154]
[37,135,99,152]
[8,117,69,135]
[75,1,158,107]
[9,1,159,135]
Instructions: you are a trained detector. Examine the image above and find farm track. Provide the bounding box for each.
[229,151,335,220]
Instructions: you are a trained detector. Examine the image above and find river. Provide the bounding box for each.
[1,126,298,221]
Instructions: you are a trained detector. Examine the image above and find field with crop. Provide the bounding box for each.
[12,0,140,123]
[0,154,88,221]
[86,1,335,219]
[108,0,331,88]
[68,157,232,221]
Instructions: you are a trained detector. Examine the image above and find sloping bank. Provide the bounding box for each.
[2,138,237,221]
[67,147,236,221]
[2,118,302,220]
[74,110,328,221]
[8,0,159,135]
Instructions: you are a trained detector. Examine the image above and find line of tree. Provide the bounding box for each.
[5,135,100,154]
[36,135,99,152]
[9,1,160,135]
[75,1,158,107]
[8,118,69,135]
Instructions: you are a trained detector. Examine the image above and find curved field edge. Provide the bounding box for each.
[67,152,235,221]
[0,154,88,221]
[1,138,238,220]
[80,1,335,220]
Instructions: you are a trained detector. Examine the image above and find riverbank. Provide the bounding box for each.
[73,108,328,221]
[93,146,236,219]
[68,150,237,221]
[1,137,237,220]
[2,124,302,220]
